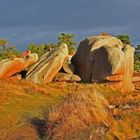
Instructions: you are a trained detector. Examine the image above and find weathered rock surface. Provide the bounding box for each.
[62,57,75,74]
[119,45,135,92]
[72,35,135,92]
[0,53,38,79]
[54,72,81,82]
[105,44,135,92]
[26,43,69,84]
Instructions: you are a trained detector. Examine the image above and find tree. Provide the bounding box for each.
[4,45,20,58]
[28,43,57,57]
[58,33,76,54]
[136,45,140,50]
[0,39,20,60]
[134,55,140,71]
[0,39,8,50]
[44,43,56,51]
[116,34,131,45]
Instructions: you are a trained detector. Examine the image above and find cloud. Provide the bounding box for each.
[0,0,140,50]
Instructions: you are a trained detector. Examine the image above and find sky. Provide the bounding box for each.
[0,0,140,51]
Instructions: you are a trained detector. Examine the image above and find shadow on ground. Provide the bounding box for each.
[30,117,47,139]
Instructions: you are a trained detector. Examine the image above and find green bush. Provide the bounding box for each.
[0,39,21,60]
[116,34,131,45]
[134,53,140,71]
[28,43,57,57]
[58,33,77,54]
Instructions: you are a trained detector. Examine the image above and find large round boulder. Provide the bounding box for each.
[71,35,135,92]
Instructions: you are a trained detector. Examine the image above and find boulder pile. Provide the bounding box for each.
[0,34,135,92]
[0,43,81,83]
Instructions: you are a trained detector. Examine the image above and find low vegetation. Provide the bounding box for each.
[134,48,140,72]
[116,34,131,45]
[0,78,69,139]
[0,39,20,60]
[43,87,109,140]
[0,78,140,139]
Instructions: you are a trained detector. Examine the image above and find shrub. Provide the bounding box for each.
[28,43,57,57]
[0,39,20,60]
[116,34,131,45]
[134,54,140,71]
[58,33,76,54]
[44,88,110,140]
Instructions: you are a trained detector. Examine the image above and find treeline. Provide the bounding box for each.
[0,33,140,71]
[0,33,76,60]
[0,39,20,60]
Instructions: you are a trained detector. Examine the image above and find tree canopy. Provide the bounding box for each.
[116,34,131,45]
[28,43,56,57]
[136,45,140,50]
[58,33,76,54]
[0,39,20,60]
[0,39,8,50]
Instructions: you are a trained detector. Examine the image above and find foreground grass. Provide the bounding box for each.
[0,78,69,139]
[0,78,140,139]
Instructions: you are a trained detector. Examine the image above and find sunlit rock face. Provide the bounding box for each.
[26,43,69,84]
[72,34,135,92]
[0,53,38,79]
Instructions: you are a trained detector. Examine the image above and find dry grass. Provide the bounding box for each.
[40,83,140,140]
[0,78,140,139]
[43,87,111,140]
[0,78,69,139]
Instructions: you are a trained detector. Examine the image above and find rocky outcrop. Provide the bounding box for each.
[26,43,69,84]
[0,53,38,79]
[0,35,135,92]
[54,72,81,82]
[72,35,135,92]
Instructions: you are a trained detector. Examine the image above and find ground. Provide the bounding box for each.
[0,74,140,140]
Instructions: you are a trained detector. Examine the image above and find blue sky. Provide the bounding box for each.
[0,0,140,51]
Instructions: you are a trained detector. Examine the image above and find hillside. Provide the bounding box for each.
[0,35,140,139]
[0,77,140,140]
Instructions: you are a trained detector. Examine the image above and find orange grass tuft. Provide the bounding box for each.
[44,88,111,140]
